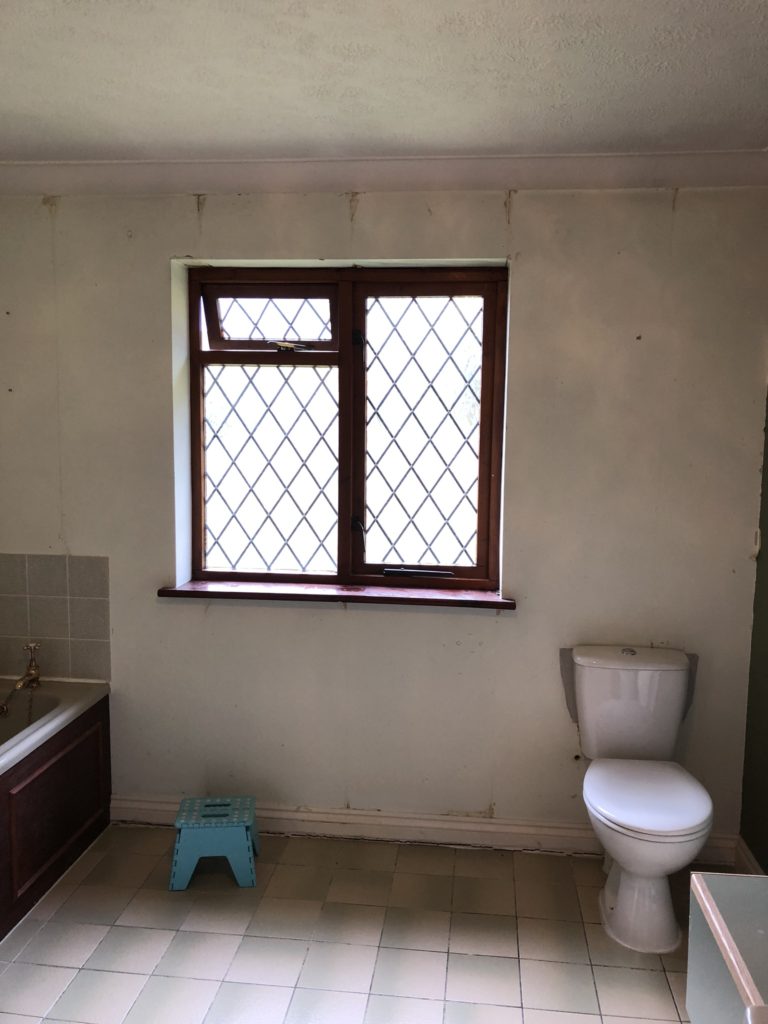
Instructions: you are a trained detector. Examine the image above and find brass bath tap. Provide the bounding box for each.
[15,642,41,690]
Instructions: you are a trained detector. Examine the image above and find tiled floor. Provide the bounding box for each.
[0,826,695,1023]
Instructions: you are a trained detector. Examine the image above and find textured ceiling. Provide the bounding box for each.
[1,0,767,163]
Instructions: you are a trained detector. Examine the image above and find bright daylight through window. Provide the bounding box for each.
[187,268,508,597]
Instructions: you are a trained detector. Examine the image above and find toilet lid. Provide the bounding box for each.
[584,759,712,836]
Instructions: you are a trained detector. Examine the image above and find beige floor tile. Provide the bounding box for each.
[365,994,445,1024]
[446,953,520,1006]
[570,857,605,887]
[185,858,273,894]
[116,890,195,930]
[83,926,175,974]
[584,923,663,969]
[256,834,289,863]
[516,918,588,963]
[27,882,77,921]
[252,863,277,895]
[297,941,378,993]
[15,835,692,1024]
[593,965,680,1020]
[515,880,580,922]
[449,913,517,957]
[389,874,453,912]
[335,842,399,872]
[54,886,137,926]
[15,922,109,968]
[444,1005,523,1024]
[513,854,572,888]
[0,919,42,961]
[520,959,599,1014]
[122,975,218,1024]
[282,837,348,868]
[576,886,601,924]
[602,1018,678,1024]
[139,856,174,890]
[202,981,292,1024]
[95,826,174,857]
[661,934,688,973]
[523,1012,601,1024]
[153,931,241,981]
[121,826,174,855]
[396,846,456,876]
[285,988,366,1024]
[180,893,260,935]
[328,870,393,907]
[80,853,159,888]
[46,968,147,1024]
[180,858,236,892]
[60,850,107,886]
[0,963,77,1017]
[453,877,516,916]
[90,825,121,850]
[126,826,175,856]
[265,865,333,901]
[225,936,309,986]
[312,903,385,945]
[667,970,690,1021]
[372,947,447,1000]
[453,850,515,881]
[380,908,451,952]
[246,898,323,939]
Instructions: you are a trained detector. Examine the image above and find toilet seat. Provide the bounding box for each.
[586,801,711,844]
[583,758,712,838]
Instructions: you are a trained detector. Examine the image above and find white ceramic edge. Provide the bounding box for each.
[0,678,110,774]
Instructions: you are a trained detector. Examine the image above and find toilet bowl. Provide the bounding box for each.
[583,758,712,953]
[571,645,714,953]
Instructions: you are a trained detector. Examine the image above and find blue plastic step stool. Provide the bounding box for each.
[169,796,260,891]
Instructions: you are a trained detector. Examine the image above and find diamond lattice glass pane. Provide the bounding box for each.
[203,364,338,573]
[217,298,332,342]
[364,295,483,566]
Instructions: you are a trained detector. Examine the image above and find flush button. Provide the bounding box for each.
[621,647,637,656]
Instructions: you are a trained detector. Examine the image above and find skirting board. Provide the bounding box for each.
[111,795,738,865]
[734,836,766,875]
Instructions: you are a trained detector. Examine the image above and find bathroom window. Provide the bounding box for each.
[187,267,508,595]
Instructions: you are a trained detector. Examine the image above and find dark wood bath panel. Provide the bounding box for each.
[0,695,111,938]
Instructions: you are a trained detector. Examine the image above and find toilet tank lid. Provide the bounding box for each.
[573,646,688,671]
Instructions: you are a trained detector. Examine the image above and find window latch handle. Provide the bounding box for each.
[274,340,309,351]
[351,516,366,556]
[352,328,366,347]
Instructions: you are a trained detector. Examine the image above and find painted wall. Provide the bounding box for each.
[1,189,766,838]
[741,394,768,870]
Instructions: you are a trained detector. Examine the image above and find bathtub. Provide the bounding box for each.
[0,679,109,774]
[0,679,111,938]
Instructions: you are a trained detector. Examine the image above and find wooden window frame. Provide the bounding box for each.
[185,266,509,598]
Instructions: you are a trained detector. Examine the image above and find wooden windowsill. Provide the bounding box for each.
[158,580,516,610]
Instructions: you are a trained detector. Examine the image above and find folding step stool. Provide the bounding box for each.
[169,796,260,891]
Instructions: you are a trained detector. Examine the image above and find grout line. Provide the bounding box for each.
[23,554,30,643]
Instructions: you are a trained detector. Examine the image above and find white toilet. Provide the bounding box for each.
[573,645,713,954]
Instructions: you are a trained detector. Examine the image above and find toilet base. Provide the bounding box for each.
[599,861,681,954]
